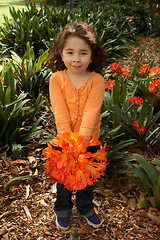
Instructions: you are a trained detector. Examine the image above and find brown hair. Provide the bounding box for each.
[49,21,106,74]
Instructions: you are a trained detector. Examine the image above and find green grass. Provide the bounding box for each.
[0,1,43,25]
[0,5,27,25]
[0,0,27,25]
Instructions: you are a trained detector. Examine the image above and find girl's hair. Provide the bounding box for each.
[49,21,106,73]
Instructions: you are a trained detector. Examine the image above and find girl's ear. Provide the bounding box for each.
[60,52,64,62]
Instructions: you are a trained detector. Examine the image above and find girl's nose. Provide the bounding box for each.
[73,54,80,62]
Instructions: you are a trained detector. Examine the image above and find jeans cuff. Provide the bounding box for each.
[54,209,72,218]
[79,208,95,217]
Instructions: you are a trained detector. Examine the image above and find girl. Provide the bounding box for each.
[49,21,106,230]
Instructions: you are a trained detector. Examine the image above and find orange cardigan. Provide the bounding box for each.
[49,70,105,141]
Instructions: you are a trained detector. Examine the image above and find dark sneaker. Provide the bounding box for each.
[55,215,70,230]
[82,212,102,228]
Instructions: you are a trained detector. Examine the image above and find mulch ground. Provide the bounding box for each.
[0,36,160,240]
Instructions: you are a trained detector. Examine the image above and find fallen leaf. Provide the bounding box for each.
[128,198,137,210]
[11,159,27,166]
[93,199,101,207]
[148,197,156,208]
[0,226,6,235]
[28,156,37,168]
[128,147,144,155]
[23,206,32,220]
[0,211,12,219]
[136,209,148,218]
[10,169,19,176]
[104,189,114,196]
[25,185,30,200]
[119,192,128,204]
[27,156,36,163]
[93,189,107,197]
[2,232,9,240]
[39,199,49,207]
[147,213,160,225]
[1,156,11,168]
[43,228,52,236]
[33,169,38,176]
[138,192,146,202]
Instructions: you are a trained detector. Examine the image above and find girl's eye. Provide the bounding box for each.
[67,52,73,55]
[81,52,87,55]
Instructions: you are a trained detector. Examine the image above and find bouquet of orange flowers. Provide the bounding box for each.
[43,130,108,191]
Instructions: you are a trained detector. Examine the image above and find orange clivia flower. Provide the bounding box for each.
[128,96,143,106]
[139,66,149,74]
[105,80,122,89]
[109,62,122,74]
[133,120,145,133]
[0,77,3,83]
[119,67,131,78]
[148,79,160,92]
[155,12,159,16]
[149,67,160,77]
[105,79,115,89]
[43,130,108,191]
[156,91,160,99]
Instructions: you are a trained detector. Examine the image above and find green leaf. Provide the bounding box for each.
[130,62,138,79]
[111,139,136,151]
[146,127,160,146]
[5,86,11,105]
[154,159,160,168]
[101,110,110,118]
[4,175,38,189]
[36,49,49,72]
[113,79,119,105]
[126,175,145,191]
[133,154,158,185]
[19,114,44,143]
[142,178,152,197]
[157,176,160,191]
[11,51,22,65]
[144,110,160,138]
[152,184,160,211]
[12,142,22,160]
[137,200,152,209]
[0,82,5,105]
[104,91,112,108]
[5,92,28,107]
[7,68,16,102]
[27,59,33,79]
[128,163,152,188]
[119,86,127,105]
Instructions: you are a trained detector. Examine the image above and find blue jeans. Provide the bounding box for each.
[54,145,100,218]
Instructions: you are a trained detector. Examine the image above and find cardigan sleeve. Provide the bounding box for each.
[49,73,72,135]
[79,75,105,141]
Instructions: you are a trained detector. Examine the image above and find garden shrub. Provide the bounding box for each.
[8,42,52,99]
[0,1,159,64]
[127,154,160,211]
[0,66,45,159]
[0,2,136,64]
[101,62,160,151]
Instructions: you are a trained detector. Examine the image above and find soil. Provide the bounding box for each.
[0,37,160,240]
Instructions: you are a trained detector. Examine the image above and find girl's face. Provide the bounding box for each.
[61,36,92,75]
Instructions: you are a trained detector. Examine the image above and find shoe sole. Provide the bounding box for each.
[55,216,69,231]
[83,216,102,228]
